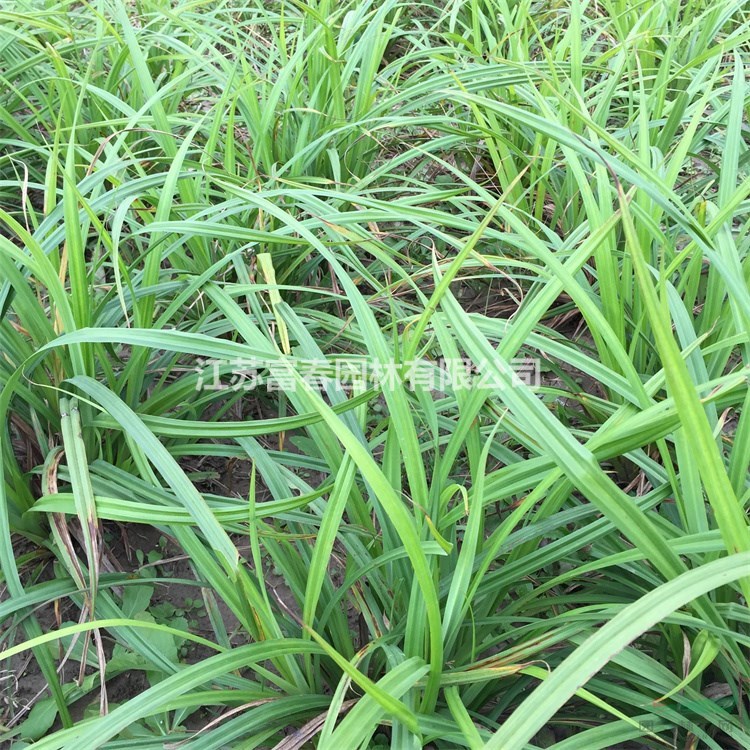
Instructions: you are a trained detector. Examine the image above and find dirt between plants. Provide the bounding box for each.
[1,521,253,740]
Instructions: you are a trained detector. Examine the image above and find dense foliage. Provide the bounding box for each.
[1,0,749,747]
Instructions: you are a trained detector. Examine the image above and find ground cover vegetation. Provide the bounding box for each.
[1,0,749,747]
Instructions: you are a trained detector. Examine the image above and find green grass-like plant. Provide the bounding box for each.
[1,0,749,748]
